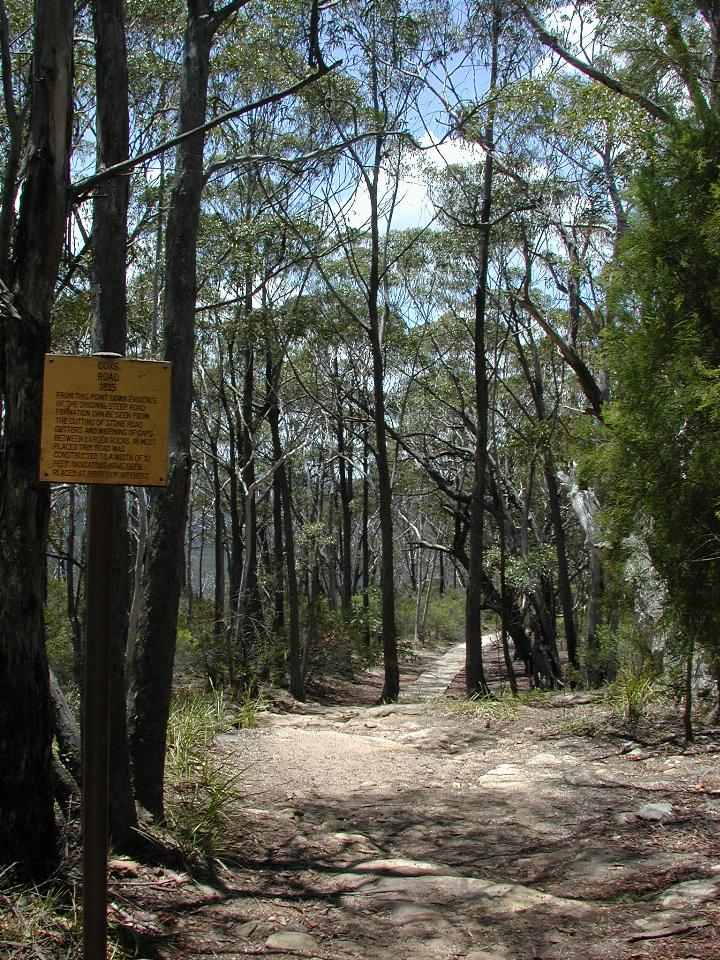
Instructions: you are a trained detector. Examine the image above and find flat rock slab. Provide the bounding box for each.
[636,801,674,821]
[341,872,592,916]
[353,857,451,876]
[401,636,496,700]
[265,931,321,953]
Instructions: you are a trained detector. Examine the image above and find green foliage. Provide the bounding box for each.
[0,868,81,959]
[448,694,520,722]
[486,544,555,592]
[174,600,229,687]
[348,588,382,644]
[163,690,243,863]
[586,615,652,683]
[304,598,372,679]
[234,687,264,730]
[604,666,659,724]
[422,590,466,645]
[595,116,720,668]
[44,579,78,695]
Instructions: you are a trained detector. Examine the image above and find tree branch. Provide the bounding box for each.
[70,61,340,201]
[514,0,672,123]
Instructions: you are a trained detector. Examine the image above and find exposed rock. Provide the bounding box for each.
[236,919,274,939]
[464,952,511,960]
[265,930,321,953]
[658,876,720,908]
[527,752,565,766]
[635,802,674,821]
[354,857,451,877]
[390,902,441,926]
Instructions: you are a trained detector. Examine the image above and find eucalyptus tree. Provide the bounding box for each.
[302,0,452,700]
[0,0,32,281]
[127,0,334,817]
[512,2,720,704]
[0,0,73,877]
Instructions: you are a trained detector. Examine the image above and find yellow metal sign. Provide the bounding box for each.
[39,355,171,486]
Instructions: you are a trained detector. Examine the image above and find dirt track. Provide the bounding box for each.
[109,668,720,960]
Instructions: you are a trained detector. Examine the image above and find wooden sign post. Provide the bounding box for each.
[40,354,171,960]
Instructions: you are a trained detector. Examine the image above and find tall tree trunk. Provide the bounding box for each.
[127,2,213,819]
[151,151,165,353]
[335,365,353,616]
[0,0,23,282]
[66,485,83,687]
[210,443,226,681]
[236,342,264,673]
[326,482,338,612]
[126,488,147,658]
[370,321,399,701]
[0,0,73,877]
[269,366,285,633]
[362,425,371,647]
[219,347,243,613]
[90,0,138,850]
[186,488,194,621]
[267,357,303,698]
[367,129,399,699]
[543,453,578,672]
[465,1,498,699]
[264,350,283,638]
[272,475,285,631]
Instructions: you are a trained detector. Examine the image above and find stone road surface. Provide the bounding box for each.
[401,633,496,700]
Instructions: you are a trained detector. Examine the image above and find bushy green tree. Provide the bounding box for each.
[597,116,720,692]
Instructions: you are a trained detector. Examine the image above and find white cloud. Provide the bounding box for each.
[342,131,486,231]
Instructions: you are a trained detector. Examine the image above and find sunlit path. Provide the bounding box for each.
[401,634,497,701]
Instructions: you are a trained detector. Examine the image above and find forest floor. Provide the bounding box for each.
[105,643,719,960]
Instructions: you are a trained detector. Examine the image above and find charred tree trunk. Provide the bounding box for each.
[210,441,226,678]
[236,342,264,674]
[0,0,23,282]
[49,668,81,787]
[498,515,518,694]
[367,131,399,700]
[271,464,285,632]
[186,492,194,620]
[66,485,83,686]
[326,482,338,612]
[266,350,284,633]
[219,363,243,615]
[0,0,73,877]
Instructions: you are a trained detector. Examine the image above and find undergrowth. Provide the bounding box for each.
[0,869,83,960]
[146,688,257,865]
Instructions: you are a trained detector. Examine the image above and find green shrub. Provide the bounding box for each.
[605,666,660,724]
[162,690,243,863]
[0,868,81,959]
